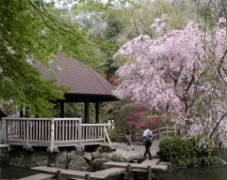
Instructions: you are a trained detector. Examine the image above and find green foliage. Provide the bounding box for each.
[0,0,118,117]
[159,137,218,166]
[107,128,124,142]
[106,101,173,142]
[99,102,116,123]
[111,101,130,139]
[104,13,125,43]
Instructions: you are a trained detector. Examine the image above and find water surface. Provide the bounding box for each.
[0,166,36,179]
[156,165,227,180]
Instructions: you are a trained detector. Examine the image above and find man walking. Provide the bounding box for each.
[143,128,152,160]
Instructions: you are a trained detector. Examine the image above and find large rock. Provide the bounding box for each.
[68,155,89,171]
[91,158,109,171]
[83,152,92,163]
[55,151,68,169]
[110,153,125,162]
[91,151,110,160]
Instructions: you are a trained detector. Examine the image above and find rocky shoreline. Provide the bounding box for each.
[0,141,160,171]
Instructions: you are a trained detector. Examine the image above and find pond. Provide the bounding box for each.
[0,166,70,180]
[0,166,37,179]
[2,165,227,180]
[155,165,227,180]
[3,166,227,180]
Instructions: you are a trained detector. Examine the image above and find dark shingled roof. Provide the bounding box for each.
[37,53,118,102]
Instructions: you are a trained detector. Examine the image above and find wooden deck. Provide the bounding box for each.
[0,144,9,148]
[31,159,168,179]
[86,167,125,179]
[32,166,125,180]
[2,117,114,152]
[104,159,168,172]
[141,159,161,166]
[1,117,177,152]
[17,173,55,180]
[32,166,89,179]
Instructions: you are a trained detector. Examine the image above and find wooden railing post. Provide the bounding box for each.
[78,118,82,150]
[147,165,152,180]
[104,126,113,149]
[56,170,62,180]
[85,174,90,180]
[127,164,132,180]
[1,118,6,144]
[50,118,55,152]
[26,119,29,144]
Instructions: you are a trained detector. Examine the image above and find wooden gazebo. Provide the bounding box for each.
[37,53,118,123]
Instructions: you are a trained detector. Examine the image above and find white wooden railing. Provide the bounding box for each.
[2,117,112,152]
[152,125,178,140]
[134,125,178,141]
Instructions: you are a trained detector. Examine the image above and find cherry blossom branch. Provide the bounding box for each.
[209,111,227,139]
[218,49,227,85]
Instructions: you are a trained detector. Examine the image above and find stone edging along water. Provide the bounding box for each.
[2,141,227,172]
[0,142,158,170]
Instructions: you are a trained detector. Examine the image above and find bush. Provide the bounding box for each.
[159,137,217,166]
[107,128,125,142]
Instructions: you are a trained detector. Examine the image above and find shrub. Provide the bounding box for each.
[107,128,125,142]
[159,137,217,166]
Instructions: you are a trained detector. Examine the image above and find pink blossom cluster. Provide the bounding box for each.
[176,115,226,150]
[113,15,227,115]
[150,14,169,36]
[113,15,227,147]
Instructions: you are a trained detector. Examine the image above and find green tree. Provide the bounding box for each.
[0,0,122,117]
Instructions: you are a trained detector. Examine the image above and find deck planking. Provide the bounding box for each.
[32,166,125,180]
[104,161,168,172]
[90,167,125,179]
[0,144,9,148]
[141,159,161,166]
[17,173,55,180]
[32,166,91,179]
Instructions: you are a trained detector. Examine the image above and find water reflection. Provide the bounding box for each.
[0,166,36,179]
[156,165,227,180]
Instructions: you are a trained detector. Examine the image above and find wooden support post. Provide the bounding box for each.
[85,173,90,180]
[104,127,113,149]
[84,101,89,123]
[147,165,152,180]
[78,118,82,150]
[1,118,6,144]
[95,102,100,123]
[60,102,64,118]
[56,170,62,180]
[50,118,55,152]
[127,164,132,180]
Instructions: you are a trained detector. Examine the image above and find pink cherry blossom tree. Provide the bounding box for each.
[113,15,227,148]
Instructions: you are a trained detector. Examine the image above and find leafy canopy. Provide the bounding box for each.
[0,0,123,117]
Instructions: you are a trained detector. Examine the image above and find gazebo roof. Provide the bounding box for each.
[37,53,118,103]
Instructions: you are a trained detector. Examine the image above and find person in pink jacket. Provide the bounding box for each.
[125,130,134,151]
